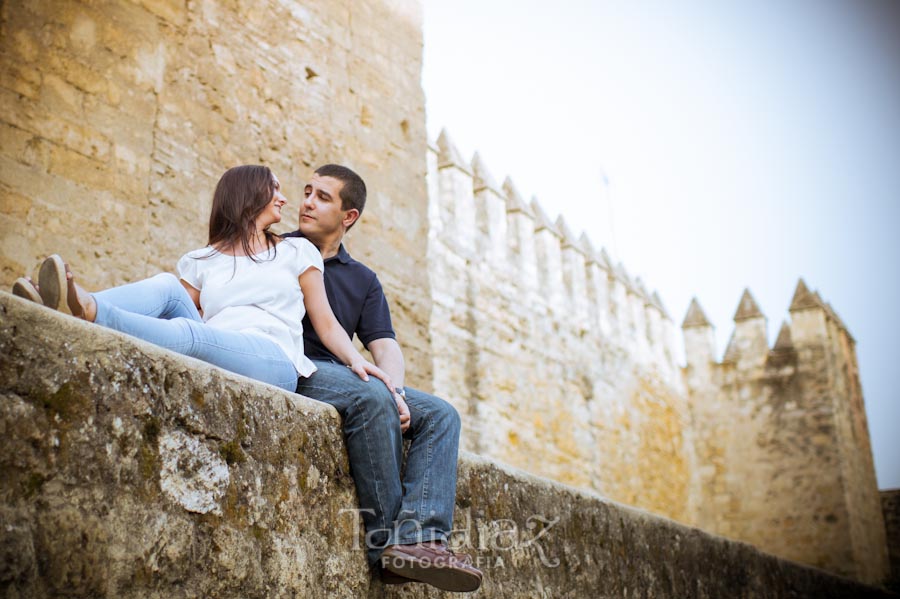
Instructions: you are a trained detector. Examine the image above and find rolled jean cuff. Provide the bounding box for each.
[392,530,447,546]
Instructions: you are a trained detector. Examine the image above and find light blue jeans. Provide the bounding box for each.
[295,360,462,566]
[93,273,298,391]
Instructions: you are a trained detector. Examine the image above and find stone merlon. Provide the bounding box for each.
[530,197,559,235]
[471,152,501,194]
[436,128,470,173]
[789,278,822,312]
[501,176,532,215]
[773,320,794,351]
[733,288,765,321]
[682,297,713,329]
[555,215,579,249]
[2,292,893,597]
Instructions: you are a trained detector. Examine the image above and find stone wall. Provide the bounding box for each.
[425,134,691,524]
[0,0,433,386]
[683,283,889,583]
[2,292,896,598]
[883,490,900,592]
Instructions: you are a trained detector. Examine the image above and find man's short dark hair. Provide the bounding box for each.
[315,164,367,217]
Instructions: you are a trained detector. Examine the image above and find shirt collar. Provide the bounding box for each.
[285,230,351,264]
[329,243,352,264]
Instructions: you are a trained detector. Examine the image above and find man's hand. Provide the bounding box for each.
[394,392,411,433]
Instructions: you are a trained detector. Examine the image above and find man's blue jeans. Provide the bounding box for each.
[295,360,461,566]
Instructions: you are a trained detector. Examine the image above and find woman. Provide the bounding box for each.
[18,165,390,392]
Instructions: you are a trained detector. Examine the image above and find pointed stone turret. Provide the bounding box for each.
[530,198,559,236]
[471,152,507,263]
[502,177,532,215]
[554,216,588,318]
[578,232,598,263]
[734,289,764,322]
[682,297,716,369]
[721,334,740,363]
[556,215,579,250]
[578,231,612,334]
[682,298,711,329]
[530,197,564,305]
[436,129,470,172]
[789,279,820,312]
[824,302,854,341]
[614,262,632,288]
[597,247,613,272]
[634,277,650,301]
[723,288,768,365]
[787,279,830,346]
[471,152,500,193]
[651,291,670,319]
[433,129,475,250]
[772,320,793,351]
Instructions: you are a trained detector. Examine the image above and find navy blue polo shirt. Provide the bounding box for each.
[282,231,396,362]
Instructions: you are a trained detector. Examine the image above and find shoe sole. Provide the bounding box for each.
[38,254,70,314]
[12,278,42,304]
[382,555,482,592]
[380,571,415,585]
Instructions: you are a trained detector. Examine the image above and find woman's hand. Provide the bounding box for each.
[349,359,393,389]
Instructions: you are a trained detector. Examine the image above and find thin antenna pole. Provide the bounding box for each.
[600,167,618,257]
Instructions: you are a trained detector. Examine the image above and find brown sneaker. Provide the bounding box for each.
[380,542,482,592]
[380,568,417,585]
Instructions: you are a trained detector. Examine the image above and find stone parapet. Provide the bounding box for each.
[883,490,900,592]
[1,292,894,598]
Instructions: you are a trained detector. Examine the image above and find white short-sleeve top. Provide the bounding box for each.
[176,237,324,377]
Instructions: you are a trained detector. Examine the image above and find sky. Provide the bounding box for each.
[422,0,900,489]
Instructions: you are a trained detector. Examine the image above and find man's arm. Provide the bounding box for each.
[367,337,405,388]
[368,337,410,432]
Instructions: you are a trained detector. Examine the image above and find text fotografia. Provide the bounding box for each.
[340,509,561,568]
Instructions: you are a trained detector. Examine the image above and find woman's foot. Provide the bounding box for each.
[38,254,70,313]
[11,277,42,304]
[65,265,96,322]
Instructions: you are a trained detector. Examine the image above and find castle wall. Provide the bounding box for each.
[684,292,889,583]
[425,139,693,525]
[0,0,434,386]
[882,489,900,592]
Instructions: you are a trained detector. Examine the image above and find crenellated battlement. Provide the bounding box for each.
[683,280,887,582]
[683,280,857,370]
[424,129,886,584]
[426,130,678,371]
[426,129,689,526]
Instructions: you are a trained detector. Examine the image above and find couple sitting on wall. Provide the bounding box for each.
[12,164,483,593]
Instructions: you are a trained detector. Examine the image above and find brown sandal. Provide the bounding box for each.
[11,277,42,304]
[38,254,71,314]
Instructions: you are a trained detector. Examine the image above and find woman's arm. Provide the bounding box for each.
[299,268,393,389]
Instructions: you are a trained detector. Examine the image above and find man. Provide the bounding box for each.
[284,164,483,592]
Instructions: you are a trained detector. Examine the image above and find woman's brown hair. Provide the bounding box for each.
[207,165,278,262]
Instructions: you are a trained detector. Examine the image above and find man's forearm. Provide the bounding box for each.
[368,338,405,389]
